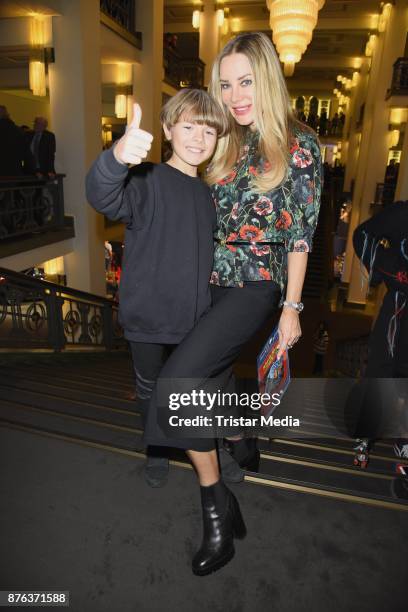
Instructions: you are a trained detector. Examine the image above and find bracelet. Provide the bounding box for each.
[281,300,304,313]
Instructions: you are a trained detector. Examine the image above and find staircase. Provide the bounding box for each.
[1,351,407,512]
[302,192,332,299]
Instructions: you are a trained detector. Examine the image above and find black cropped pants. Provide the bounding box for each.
[139,281,281,452]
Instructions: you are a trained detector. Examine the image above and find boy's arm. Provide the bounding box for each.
[86,103,153,224]
[85,147,135,223]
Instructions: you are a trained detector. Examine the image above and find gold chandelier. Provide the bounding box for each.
[267,0,325,77]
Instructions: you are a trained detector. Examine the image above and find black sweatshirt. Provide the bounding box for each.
[86,149,216,342]
[353,200,408,294]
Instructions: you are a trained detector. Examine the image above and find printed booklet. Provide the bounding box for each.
[257,325,291,417]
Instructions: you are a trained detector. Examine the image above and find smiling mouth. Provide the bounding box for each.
[186,147,204,153]
[232,105,252,115]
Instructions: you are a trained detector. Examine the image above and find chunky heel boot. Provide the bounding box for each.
[223,437,260,473]
[192,479,246,576]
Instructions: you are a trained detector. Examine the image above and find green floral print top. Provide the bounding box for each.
[209,127,322,292]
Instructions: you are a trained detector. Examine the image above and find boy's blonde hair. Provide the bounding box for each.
[207,32,306,193]
[160,88,228,137]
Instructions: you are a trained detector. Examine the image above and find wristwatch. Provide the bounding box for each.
[281,300,304,313]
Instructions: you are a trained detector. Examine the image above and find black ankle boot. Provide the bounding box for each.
[223,437,260,472]
[192,479,246,576]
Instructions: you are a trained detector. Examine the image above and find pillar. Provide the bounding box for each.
[395,117,408,201]
[342,60,370,191]
[134,0,163,162]
[345,0,407,303]
[199,0,220,87]
[48,0,106,295]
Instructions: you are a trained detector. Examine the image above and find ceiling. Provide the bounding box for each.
[0,1,61,18]
[164,0,383,86]
[0,0,385,92]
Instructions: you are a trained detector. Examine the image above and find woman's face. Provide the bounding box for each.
[219,53,255,127]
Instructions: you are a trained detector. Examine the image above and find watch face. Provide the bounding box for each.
[298,302,304,312]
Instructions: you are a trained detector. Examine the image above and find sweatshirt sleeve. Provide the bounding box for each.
[85,147,147,225]
[353,201,408,288]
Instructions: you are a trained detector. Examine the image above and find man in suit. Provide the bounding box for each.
[29,116,56,177]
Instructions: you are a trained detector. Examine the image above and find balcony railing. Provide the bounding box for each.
[386,57,408,99]
[100,0,134,32]
[100,0,142,48]
[0,175,67,242]
[0,267,124,351]
[163,46,205,90]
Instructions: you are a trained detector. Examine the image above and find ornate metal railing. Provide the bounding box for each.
[0,267,124,351]
[386,57,408,98]
[0,175,66,241]
[163,46,205,90]
[100,0,135,33]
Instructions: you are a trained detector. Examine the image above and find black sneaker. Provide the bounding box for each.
[394,442,408,460]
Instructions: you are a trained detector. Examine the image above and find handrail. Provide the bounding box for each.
[0,266,124,351]
[0,174,66,183]
[0,267,114,306]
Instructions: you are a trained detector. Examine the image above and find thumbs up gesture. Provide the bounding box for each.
[113,103,153,166]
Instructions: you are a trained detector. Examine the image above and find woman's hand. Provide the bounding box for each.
[276,307,302,360]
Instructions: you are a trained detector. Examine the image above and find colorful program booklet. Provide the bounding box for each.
[257,326,291,417]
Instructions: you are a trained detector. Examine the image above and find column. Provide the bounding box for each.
[345,0,407,303]
[134,0,163,162]
[48,0,106,295]
[199,0,220,87]
[342,60,370,190]
[395,119,408,201]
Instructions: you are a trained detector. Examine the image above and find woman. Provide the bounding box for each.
[144,32,322,576]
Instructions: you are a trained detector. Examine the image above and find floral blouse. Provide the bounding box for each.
[209,128,322,292]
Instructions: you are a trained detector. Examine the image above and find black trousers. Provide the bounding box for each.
[138,281,281,452]
[354,289,408,439]
[365,289,408,378]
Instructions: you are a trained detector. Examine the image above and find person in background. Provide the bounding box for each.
[28,116,56,177]
[318,109,328,137]
[352,200,408,480]
[313,321,329,375]
[0,106,33,176]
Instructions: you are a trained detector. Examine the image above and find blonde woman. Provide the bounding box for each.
[144,32,322,576]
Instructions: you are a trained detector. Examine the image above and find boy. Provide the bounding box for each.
[86,89,227,487]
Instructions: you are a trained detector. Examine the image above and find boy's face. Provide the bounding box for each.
[163,117,217,175]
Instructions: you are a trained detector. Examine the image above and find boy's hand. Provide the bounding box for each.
[113,103,153,165]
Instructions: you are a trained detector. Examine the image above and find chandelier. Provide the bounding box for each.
[266,0,325,77]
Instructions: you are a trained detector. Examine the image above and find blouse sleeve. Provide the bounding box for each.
[284,132,322,253]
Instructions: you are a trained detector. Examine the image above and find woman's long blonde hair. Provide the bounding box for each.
[207,32,301,193]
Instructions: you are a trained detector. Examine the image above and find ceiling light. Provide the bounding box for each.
[267,0,325,77]
[216,8,225,27]
[115,94,127,119]
[192,9,201,29]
